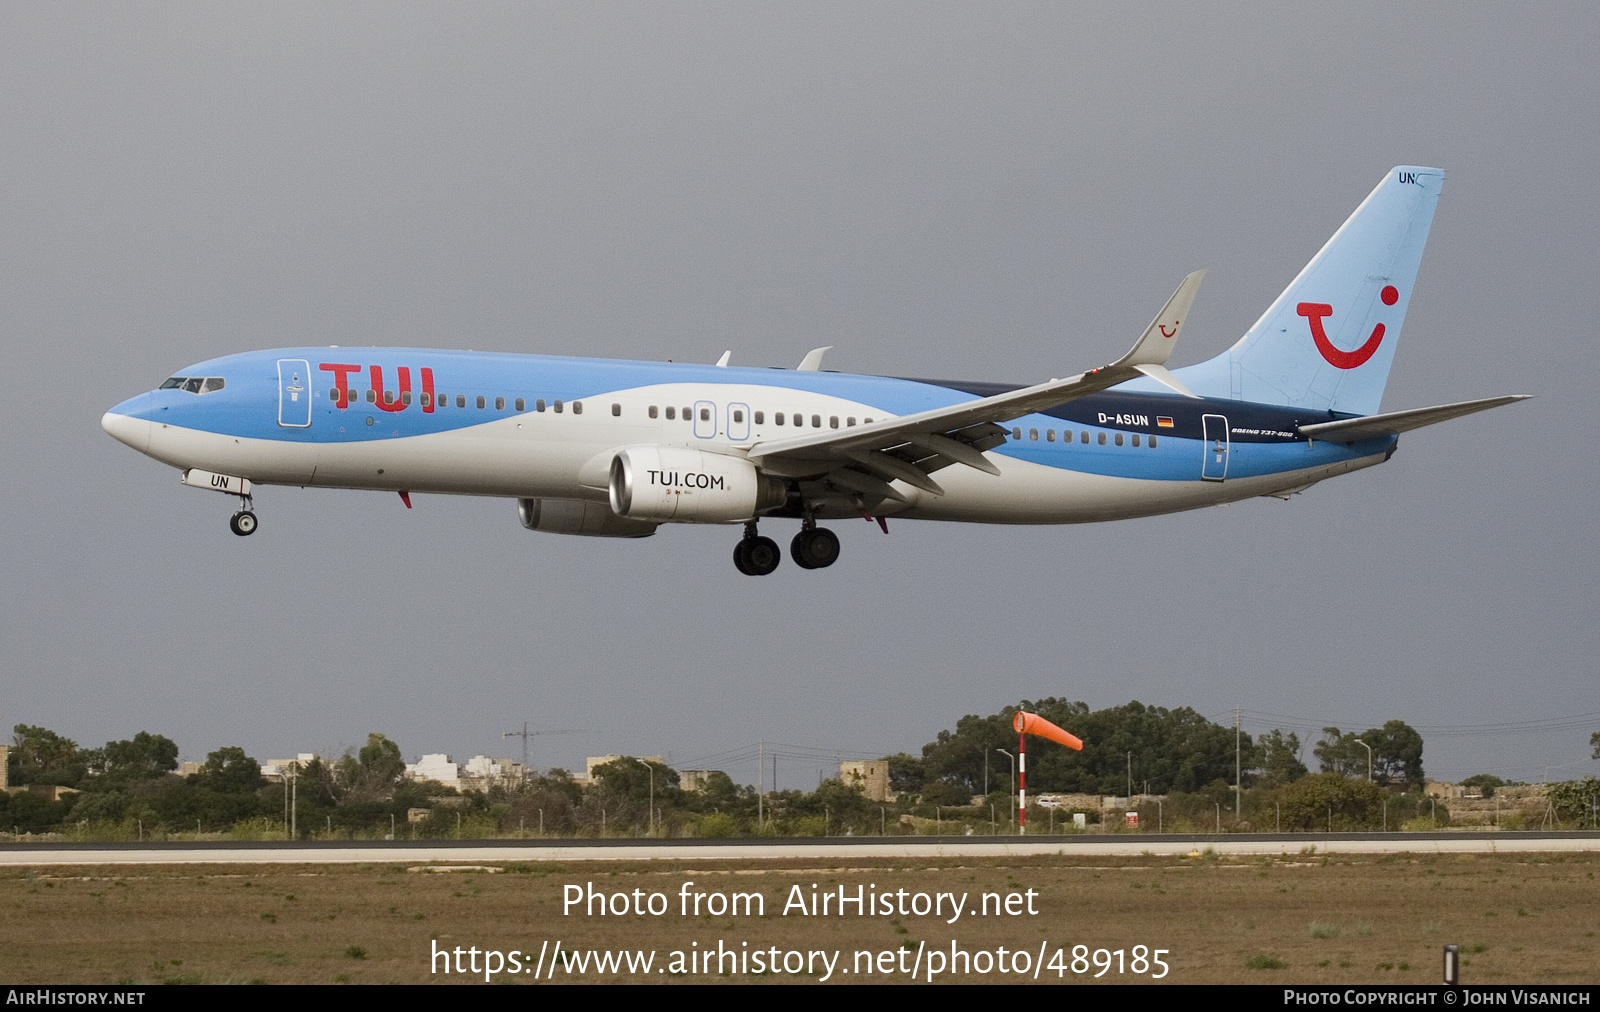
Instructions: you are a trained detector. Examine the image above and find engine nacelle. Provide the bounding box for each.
[609,446,786,523]
[518,498,658,538]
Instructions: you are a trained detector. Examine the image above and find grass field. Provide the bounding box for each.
[1,850,1595,984]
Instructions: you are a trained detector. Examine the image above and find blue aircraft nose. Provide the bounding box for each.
[102,392,157,454]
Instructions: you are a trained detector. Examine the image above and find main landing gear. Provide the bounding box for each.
[229,494,258,537]
[732,518,840,575]
[733,521,781,576]
[790,523,840,570]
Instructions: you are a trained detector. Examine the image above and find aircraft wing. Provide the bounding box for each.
[745,272,1205,499]
[1295,395,1531,443]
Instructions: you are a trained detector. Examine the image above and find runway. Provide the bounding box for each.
[2,831,1596,866]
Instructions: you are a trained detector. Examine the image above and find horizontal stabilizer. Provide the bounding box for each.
[1296,395,1530,442]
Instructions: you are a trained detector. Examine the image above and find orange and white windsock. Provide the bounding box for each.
[1012,711,1084,751]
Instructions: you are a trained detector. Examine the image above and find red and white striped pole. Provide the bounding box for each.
[1019,732,1026,835]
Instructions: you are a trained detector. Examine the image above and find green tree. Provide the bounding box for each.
[921,699,1243,796]
[10,725,85,787]
[1252,730,1308,787]
[1547,776,1600,825]
[1590,731,1599,761]
[1459,773,1505,798]
[196,746,263,794]
[1315,722,1424,789]
[336,734,406,803]
[881,753,925,794]
[1279,772,1388,831]
[95,732,179,784]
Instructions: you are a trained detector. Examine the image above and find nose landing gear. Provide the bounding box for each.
[229,493,258,537]
[229,509,258,536]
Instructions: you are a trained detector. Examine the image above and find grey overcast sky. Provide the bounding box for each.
[2,4,1596,786]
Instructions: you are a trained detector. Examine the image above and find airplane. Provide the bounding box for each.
[103,166,1527,575]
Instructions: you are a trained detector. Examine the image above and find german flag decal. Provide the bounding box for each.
[1156,416,1175,428]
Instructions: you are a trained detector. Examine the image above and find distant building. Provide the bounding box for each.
[407,754,464,788]
[840,760,889,802]
[0,745,8,791]
[179,762,203,777]
[461,755,527,788]
[679,770,722,793]
[262,754,320,782]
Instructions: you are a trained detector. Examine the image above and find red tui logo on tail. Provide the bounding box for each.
[1298,286,1398,369]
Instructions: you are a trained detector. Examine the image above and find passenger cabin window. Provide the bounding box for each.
[699,407,710,422]
[1132,434,1140,447]
[649,405,659,419]
[774,412,784,425]
[1046,429,1055,442]
[402,392,412,406]
[847,417,856,426]
[329,388,338,401]
[553,400,564,413]
[495,396,505,410]
[665,406,675,420]
[1080,431,1089,444]
[732,409,744,423]
[516,398,526,411]
[681,406,690,419]
[811,414,822,428]
[1097,432,1107,445]
[612,403,621,416]
[1029,428,1039,441]
[368,389,378,404]
[1149,435,1158,448]
[536,399,546,412]
[829,416,839,428]
[457,394,467,408]
[1114,432,1124,446]
[1011,427,1022,440]
[754,411,764,424]
[573,401,583,415]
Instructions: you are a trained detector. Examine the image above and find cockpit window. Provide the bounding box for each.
[162,376,226,394]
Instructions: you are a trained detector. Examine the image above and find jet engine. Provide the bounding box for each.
[609,446,786,523]
[518,498,658,538]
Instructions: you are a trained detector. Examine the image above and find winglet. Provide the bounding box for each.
[715,350,731,367]
[797,346,833,371]
[1114,270,1206,369]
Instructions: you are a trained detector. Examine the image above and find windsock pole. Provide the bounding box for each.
[1012,711,1085,837]
[1019,732,1027,835]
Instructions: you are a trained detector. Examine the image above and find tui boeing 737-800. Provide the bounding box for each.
[103,166,1526,575]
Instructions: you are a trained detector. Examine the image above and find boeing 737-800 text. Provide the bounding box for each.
[103,166,1526,575]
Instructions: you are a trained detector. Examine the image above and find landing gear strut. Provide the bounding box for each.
[230,494,258,537]
[733,521,781,576]
[790,517,840,570]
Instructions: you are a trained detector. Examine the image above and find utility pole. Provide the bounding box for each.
[758,741,764,828]
[1235,707,1241,819]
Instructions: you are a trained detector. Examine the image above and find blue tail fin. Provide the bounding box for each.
[1174,166,1444,416]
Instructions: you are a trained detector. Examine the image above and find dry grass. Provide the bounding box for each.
[0,851,1595,984]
